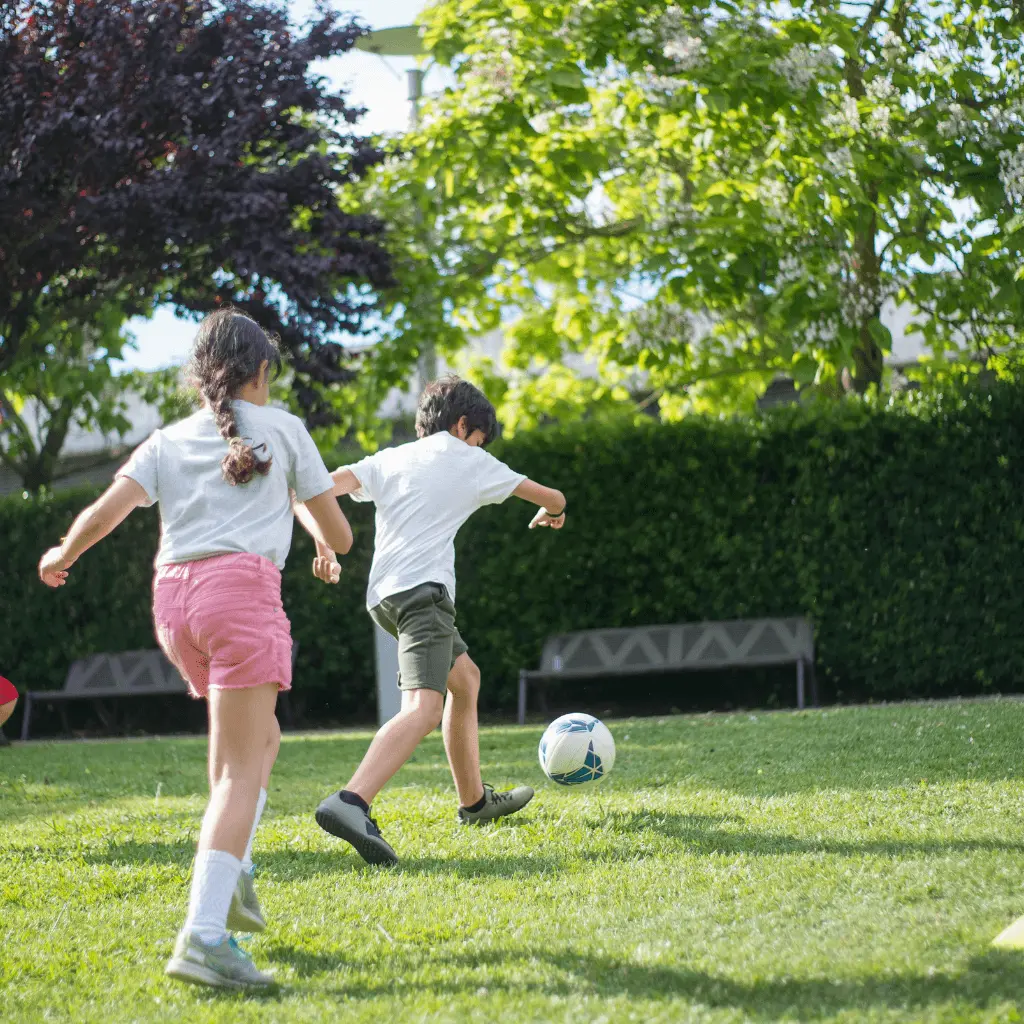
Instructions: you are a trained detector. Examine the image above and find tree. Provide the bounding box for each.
[0,0,392,451]
[354,0,1024,423]
[0,298,194,491]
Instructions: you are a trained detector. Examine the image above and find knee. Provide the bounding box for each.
[447,656,481,702]
[406,690,444,732]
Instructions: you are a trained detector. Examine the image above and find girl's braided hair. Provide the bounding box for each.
[185,309,283,486]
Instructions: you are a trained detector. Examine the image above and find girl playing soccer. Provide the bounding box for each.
[37,309,352,990]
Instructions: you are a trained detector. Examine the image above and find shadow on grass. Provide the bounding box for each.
[600,810,1024,859]
[75,814,1024,880]
[317,947,1024,1020]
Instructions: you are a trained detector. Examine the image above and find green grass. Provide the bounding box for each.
[3,700,1024,1022]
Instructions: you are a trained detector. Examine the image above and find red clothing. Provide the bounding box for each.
[0,676,17,705]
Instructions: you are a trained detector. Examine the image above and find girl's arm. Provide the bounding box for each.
[512,479,567,530]
[291,488,353,585]
[38,477,150,587]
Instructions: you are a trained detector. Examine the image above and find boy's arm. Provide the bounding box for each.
[512,479,567,530]
[38,477,150,587]
[330,467,363,497]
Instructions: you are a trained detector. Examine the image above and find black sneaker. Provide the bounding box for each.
[457,783,535,825]
[314,792,399,865]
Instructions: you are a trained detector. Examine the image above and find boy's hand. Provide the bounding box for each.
[39,547,72,588]
[312,542,341,584]
[312,555,341,584]
[529,508,566,530]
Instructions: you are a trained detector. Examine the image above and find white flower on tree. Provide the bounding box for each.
[825,96,861,134]
[775,253,804,289]
[868,105,891,137]
[805,318,838,346]
[998,144,1024,204]
[937,103,970,140]
[771,43,836,92]
[826,146,854,176]
[866,77,896,104]
[663,35,705,69]
[756,178,790,216]
[881,30,903,62]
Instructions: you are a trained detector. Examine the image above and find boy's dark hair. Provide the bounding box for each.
[415,376,499,445]
[185,308,283,486]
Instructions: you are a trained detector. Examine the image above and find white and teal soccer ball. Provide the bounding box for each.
[538,713,616,785]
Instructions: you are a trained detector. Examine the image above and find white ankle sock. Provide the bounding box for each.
[184,849,242,945]
[242,788,268,874]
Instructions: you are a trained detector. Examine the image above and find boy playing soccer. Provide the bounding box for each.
[309,376,566,864]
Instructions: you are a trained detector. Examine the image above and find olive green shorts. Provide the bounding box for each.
[369,582,469,694]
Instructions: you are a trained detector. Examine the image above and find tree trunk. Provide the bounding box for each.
[849,187,883,394]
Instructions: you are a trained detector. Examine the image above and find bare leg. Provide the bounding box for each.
[442,654,485,808]
[345,688,443,805]
[198,683,280,858]
[262,713,281,790]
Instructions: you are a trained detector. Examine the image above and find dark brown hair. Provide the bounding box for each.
[415,375,499,445]
[185,308,282,485]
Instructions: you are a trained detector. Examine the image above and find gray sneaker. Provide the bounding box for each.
[226,868,265,933]
[314,792,398,865]
[164,931,275,990]
[458,783,535,825]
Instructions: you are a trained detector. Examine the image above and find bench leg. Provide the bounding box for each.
[517,671,527,726]
[93,699,116,735]
[796,659,806,710]
[21,696,32,742]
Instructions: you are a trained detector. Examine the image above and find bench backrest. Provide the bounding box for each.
[538,618,813,677]
[63,651,188,695]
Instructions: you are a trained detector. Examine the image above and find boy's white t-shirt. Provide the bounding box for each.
[349,431,527,609]
[116,400,334,569]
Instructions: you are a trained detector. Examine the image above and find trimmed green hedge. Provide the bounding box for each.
[4,380,1024,727]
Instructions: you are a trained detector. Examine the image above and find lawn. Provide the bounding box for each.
[3,700,1024,1023]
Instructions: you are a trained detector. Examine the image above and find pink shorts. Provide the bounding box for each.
[152,553,293,699]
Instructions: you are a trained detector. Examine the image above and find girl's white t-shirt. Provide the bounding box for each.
[348,431,527,609]
[117,400,334,569]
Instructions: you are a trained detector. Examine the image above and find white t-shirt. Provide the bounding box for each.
[349,431,527,609]
[117,400,334,569]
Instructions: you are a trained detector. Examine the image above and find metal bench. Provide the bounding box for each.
[517,618,817,724]
[20,646,297,740]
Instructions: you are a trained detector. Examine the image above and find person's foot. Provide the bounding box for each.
[457,783,535,825]
[164,931,275,989]
[314,792,399,865]
[226,868,266,933]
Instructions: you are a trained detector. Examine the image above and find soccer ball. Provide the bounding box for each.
[538,713,616,785]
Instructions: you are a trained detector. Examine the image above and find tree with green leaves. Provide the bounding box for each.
[355,0,1023,424]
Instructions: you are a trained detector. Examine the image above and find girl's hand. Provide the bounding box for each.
[529,508,566,530]
[39,547,72,587]
[312,552,341,585]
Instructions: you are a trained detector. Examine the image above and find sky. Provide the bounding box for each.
[119,0,437,372]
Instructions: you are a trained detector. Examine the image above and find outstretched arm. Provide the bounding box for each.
[512,479,567,530]
[38,477,150,587]
[330,467,362,497]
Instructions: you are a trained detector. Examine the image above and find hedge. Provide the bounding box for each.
[3,379,1024,728]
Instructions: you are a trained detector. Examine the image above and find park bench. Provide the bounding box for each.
[516,617,816,724]
[20,647,297,740]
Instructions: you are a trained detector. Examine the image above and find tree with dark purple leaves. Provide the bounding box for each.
[0,0,392,488]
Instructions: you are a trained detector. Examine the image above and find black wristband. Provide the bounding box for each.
[546,507,566,518]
